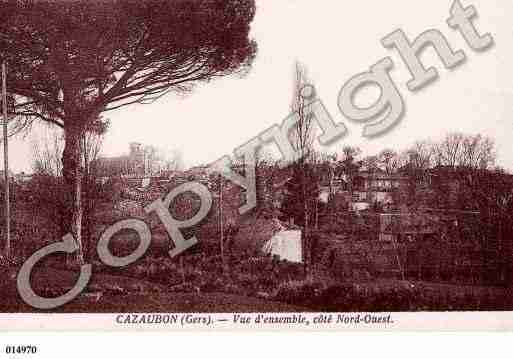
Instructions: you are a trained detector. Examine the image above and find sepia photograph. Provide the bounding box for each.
[0,0,512,332]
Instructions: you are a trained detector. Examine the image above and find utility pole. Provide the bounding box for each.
[1,62,10,260]
[219,174,224,265]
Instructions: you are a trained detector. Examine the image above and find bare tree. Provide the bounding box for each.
[291,63,315,163]
[432,132,495,170]
[0,0,257,262]
[30,126,105,261]
[379,149,401,175]
[394,140,435,209]
[433,133,464,167]
[81,130,104,179]
[407,140,435,171]
[291,63,319,274]
[81,131,105,261]
[31,128,64,176]
[31,126,104,179]
[460,134,495,170]
[337,145,362,198]
[283,63,318,272]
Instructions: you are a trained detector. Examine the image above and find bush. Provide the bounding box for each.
[273,279,325,306]
[234,273,260,295]
[19,174,118,259]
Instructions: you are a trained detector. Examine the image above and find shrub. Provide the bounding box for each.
[273,279,325,306]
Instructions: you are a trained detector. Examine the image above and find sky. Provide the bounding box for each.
[5,0,513,173]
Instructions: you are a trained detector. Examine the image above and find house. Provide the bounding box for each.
[15,172,33,183]
[232,215,303,262]
[93,142,146,178]
[318,164,409,211]
[353,166,408,192]
[262,220,302,263]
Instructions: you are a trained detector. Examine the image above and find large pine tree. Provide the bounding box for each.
[0,0,257,262]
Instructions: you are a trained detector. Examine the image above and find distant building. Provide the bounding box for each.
[14,172,33,183]
[93,142,146,177]
[354,167,408,192]
[318,165,409,211]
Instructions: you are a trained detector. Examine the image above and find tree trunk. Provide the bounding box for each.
[302,169,310,277]
[62,124,85,265]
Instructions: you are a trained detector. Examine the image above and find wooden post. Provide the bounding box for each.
[1,62,10,260]
[180,256,186,285]
[315,199,319,230]
[219,175,224,270]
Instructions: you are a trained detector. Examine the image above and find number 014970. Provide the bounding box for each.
[5,346,37,355]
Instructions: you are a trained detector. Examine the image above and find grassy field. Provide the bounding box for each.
[1,265,512,313]
[0,266,306,313]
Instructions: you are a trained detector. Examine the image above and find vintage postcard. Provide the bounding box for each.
[0,0,512,333]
